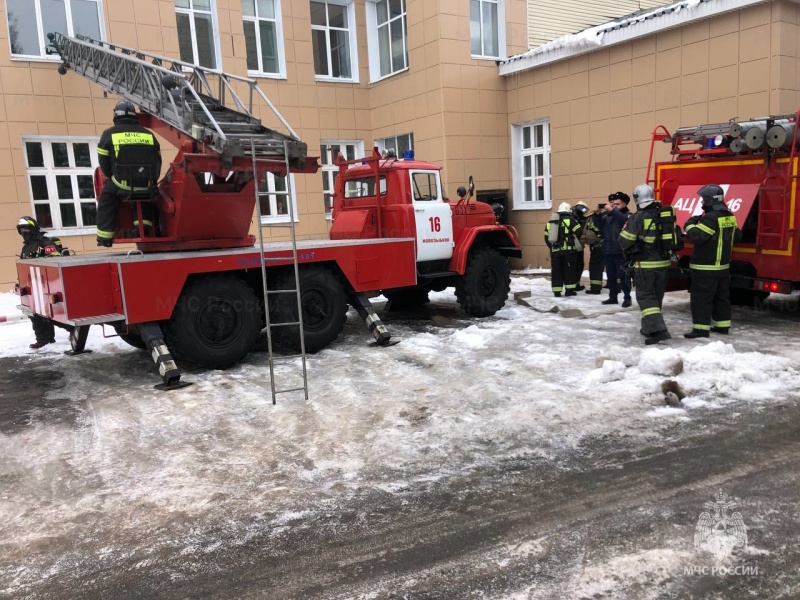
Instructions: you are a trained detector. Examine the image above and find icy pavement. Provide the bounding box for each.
[0,275,798,597]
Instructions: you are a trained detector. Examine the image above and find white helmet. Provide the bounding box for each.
[632,184,655,209]
[557,201,572,213]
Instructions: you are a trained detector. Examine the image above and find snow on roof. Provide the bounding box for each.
[499,0,770,77]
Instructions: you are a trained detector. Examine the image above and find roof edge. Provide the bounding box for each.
[499,0,771,77]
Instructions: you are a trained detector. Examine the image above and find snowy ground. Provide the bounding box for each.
[0,274,798,598]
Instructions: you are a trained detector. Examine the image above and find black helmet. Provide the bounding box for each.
[698,184,725,209]
[16,215,38,235]
[113,99,137,123]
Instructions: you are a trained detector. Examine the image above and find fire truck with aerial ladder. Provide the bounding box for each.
[15,33,521,398]
[646,109,800,306]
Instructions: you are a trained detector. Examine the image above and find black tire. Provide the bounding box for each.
[272,266,348,353]
[164,275,261,369]
[729,288,770,307]
[113,324,147,350]
[383,287,430,310]
[455,246,511,317]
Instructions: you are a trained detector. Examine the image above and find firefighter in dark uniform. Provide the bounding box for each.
[16,216,72,349]
[95,99,162,247]
[545,202,583,297]
[584,203,605,294]
[619,185,672,345]
[683,184,741,338]
[571,201,590,292]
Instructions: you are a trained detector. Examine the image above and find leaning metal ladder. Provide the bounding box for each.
[252,139,309,403]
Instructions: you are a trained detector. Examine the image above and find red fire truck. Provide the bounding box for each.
[646,111,800,305]
[15,35,520,390]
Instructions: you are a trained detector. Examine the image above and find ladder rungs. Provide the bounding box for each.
[270,353,307,361]
[265,289,299,295]
[274,387,307,395]
[267,321,301,328]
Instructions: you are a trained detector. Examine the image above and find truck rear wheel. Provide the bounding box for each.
[113,324,147,350]
[455,247,510,317]
[165,275,260,369]
[272,266,348,353]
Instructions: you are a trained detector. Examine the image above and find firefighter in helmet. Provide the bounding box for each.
[544,202,583,297]
[683,184,742,338]
[619,184,672,345]
[95,99,162,247]
[571,201,591,292]
[16,216,73,348]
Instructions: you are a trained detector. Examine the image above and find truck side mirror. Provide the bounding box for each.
[468,175,474,197]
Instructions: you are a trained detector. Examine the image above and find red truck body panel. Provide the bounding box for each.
[17,238,417,326]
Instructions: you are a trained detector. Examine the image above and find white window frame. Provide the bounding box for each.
[257,172,298,224]
[174,0,222,71]
[365,0,408,82]
[375,132,414,158]
[511,120,551,210]
[242,0,287,78]
[23,135,101,236]
[310,1,359,83]
[7,0,106,61]
[320,140,364,219]
[470,0,506,60]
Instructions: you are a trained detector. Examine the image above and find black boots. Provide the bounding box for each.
[29,339,55,349]
[645,330,671,345]
[684,329,710,339]
[621,298,632,308]
[585,288,602,295]
[601,297,618,305]
[711,326,729,334]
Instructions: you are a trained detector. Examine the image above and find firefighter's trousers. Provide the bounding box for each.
[550,251,579,294]
[633,267,669,336]
[605,254,631,300]
[96,180,155,242]
[689,269,732,330]
[30,315,71,343]
[588,245,605,292]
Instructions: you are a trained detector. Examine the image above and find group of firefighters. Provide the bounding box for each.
[545,184,741,345]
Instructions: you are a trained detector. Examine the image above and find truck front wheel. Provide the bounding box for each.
[165,275,260,369]
[272,266,348,353]
[455,247,511,317]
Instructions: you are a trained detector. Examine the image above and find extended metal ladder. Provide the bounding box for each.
[47,32,307,166]
[252,140,308,403]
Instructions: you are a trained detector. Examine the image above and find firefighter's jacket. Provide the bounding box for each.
[684,204,741,270]
[544,214,582,254]
[19,232,61,259]
[97,118,162,191]
[584,216,603,247]
[619,205,671,269]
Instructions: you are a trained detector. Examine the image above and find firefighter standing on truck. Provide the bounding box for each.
[545,202,583,297]
[16,216,73,349]
[683,184,741,338]
[95,100,162,247]
[619,184,673,346]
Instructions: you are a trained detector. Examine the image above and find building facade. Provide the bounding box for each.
[503,0,800,268]
[0,0,527,288]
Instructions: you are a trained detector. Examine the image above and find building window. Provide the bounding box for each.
[242,0,285,77]
[175,0,219,69]
[23,137,99,232]
[512,120,551,208]
[7,0,104,59]
[257,172,297,223]
[320,141,363,218]
[375,133,413,158]
[310,1,357,81]
[470,0,505,58]
[365,0,408,81]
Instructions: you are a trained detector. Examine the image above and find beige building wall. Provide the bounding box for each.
[0,0,526,289]
[527,0,673,47]
[506,0,800,268]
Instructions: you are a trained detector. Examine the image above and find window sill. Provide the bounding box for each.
[11,55,61,64]
[259,217,298,225]
[247,71,287,80]
[314,75,360,84]
[369,66,409,84]
[471,54,503,62]
[45,227,96,237]
[512,203,552,211]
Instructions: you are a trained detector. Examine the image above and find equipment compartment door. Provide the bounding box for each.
[410,170,453,262]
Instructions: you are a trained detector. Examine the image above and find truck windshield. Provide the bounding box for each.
[344,176,387,198]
